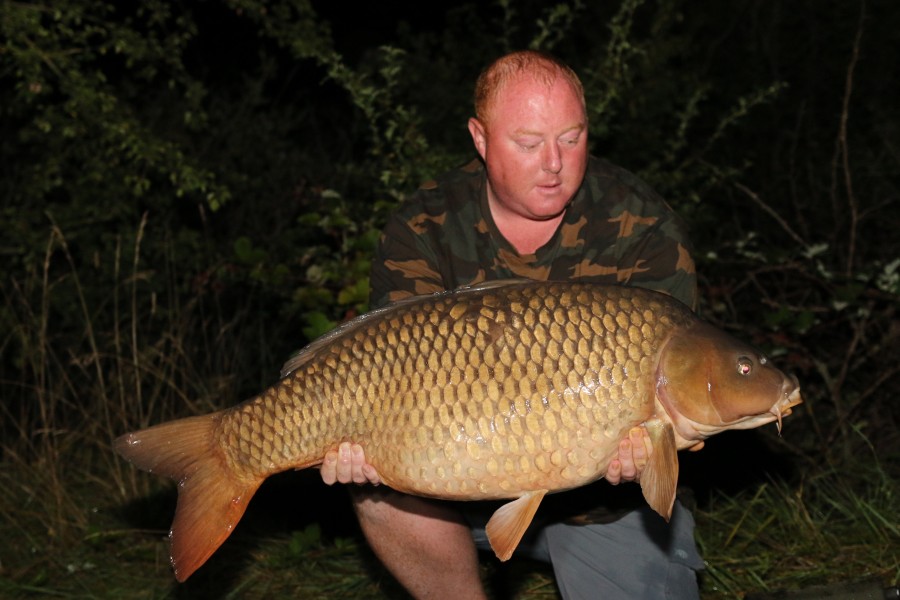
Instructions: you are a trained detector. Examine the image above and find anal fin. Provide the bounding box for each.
[485,490,547,561]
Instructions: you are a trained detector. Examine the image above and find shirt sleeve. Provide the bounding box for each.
[577,159,698,310]
[368,210,447,309]
[612,205,698,310]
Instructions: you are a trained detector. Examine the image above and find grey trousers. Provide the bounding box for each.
[469,499,703,600]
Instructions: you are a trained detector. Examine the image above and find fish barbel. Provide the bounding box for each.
[115,280,802,581]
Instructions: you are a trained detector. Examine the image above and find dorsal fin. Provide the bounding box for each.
[458,278,534,292]
[280,279,536,377]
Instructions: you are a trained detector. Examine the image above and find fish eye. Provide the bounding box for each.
[737,357,753,375]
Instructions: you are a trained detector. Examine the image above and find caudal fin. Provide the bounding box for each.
[114,412,263,582]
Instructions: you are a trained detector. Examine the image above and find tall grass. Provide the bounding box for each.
[1,224,898,599]
[1,220,228,567]
[696,459,899,597]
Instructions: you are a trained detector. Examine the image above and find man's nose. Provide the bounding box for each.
[542,142,562,173]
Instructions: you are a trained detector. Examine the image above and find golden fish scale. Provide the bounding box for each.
[215,283,694,497]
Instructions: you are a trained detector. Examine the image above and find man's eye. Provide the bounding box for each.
[515,136,541,150]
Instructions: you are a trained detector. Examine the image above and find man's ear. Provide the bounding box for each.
[468,117,487,159]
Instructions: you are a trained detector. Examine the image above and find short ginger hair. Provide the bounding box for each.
[473,50,586,125]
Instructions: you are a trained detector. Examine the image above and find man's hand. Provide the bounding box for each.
[606,426,652,484]
[320,442,382,485]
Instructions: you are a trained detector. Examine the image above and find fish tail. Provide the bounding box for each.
[114,412,262,582]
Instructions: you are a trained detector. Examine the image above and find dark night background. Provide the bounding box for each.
[1,0,898,597]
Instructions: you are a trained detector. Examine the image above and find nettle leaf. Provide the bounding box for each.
[302,311,337,340]
[234,236,267,265]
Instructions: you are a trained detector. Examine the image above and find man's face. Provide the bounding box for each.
[468,73,588,223]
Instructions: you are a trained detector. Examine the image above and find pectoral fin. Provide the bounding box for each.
[639,420,679,521]
[485,490,547,561]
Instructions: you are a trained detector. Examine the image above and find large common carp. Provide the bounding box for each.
[115,280,801,581]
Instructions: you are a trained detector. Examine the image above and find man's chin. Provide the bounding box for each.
[527,194,572,219]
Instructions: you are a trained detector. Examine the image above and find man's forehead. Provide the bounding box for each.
[485,77,584,125]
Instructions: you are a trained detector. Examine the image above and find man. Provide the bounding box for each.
[320,50,703,599]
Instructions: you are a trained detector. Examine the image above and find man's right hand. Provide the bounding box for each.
[320,441,382,485]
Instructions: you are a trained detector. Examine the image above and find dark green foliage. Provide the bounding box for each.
[0,0,897,597]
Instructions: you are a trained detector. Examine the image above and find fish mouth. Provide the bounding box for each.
[660,373,804,441]
[771,374,803,434]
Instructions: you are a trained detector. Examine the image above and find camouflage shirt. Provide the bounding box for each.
[370,156,697,310]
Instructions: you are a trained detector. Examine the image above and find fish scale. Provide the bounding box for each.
[115,279,802,581]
